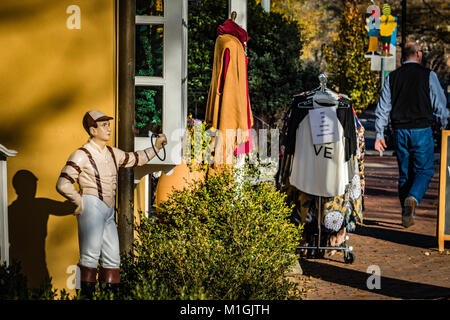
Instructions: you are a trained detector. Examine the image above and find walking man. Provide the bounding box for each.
[56,110,167,298]
[375,41,448,228]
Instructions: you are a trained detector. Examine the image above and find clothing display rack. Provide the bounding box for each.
[278,74,357,264]
[296,197,355,264]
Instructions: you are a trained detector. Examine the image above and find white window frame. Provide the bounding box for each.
[134,0,188,167]
[134,1,188,217]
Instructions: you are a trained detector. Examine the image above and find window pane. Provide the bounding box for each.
[136,24,163,77]
[135,86,163,137]
[136,0,164,16]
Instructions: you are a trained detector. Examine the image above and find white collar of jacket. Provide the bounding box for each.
[85,139,108,154]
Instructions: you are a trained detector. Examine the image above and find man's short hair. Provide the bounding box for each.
[404,42,421,59]
[82,110,113,135]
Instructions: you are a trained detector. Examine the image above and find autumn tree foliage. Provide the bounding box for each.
[323,0,380,113]
[270,0,339,69]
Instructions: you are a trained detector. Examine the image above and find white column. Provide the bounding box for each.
[228,0,247,31]
[0,159,8,266]
[0,145,17,267]
[261,0,270,12]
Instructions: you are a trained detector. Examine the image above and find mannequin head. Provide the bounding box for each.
[83,110,113,135]
[89,120,111,142]
[82,110,113,146]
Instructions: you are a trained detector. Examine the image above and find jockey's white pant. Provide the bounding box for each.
[77,195,120,269]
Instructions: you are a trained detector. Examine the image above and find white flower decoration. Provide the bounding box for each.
[324,211,344,232]
[349,174,361,200]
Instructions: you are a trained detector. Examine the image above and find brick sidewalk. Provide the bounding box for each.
[293,155,450,300]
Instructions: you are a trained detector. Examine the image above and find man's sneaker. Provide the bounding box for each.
[402,196,417,228]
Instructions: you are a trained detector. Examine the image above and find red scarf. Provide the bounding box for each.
[217,19,248,47]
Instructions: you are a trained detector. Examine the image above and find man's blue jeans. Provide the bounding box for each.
[393,127,435,215]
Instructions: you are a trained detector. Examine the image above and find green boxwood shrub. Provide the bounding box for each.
[1,169,303,300]
[119,167,303,300]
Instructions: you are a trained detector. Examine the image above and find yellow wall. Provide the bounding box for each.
[0,0,116,292]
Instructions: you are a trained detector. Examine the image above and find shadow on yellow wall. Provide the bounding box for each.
[8,170,76,288]
[0,91,78,148]
[0,0,116,292]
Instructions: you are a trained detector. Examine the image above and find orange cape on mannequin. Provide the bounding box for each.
[205,20,253,165]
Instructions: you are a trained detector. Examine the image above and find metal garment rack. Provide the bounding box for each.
[295,74,355,264]
[296,197,354,263]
